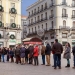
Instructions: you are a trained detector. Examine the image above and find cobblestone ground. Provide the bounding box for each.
[0,55,75,75]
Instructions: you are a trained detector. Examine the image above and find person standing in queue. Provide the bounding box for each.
[52,39,63,69]
[41,43,46,65]
[45,42,51,66]
[15,45,21,64]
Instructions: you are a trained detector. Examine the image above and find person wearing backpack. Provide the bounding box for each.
[72,45,75,69]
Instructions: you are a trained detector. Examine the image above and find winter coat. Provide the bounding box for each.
[52,43,63,54]
[9,50,14,57]
[15,48,20,56]
[20,47,26,58]
[45,44,51,55]
[33,46,39,57]
[72,46,75,56]
[28,46,34,57]
[2,48,7,55]
[25,48,29,57]
[41,45,46,55]
[63,47,71,59]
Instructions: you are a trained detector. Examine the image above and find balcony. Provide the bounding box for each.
[50,3,54,7]
[71,15,75,19]
[59,26,70,30]
[9,8,17,14]
[44,6,48,10]
[0,5,4,12]
[40,9,43,12]
[61,2,67,5]
[62,14,68,18]
[49,14,54,19]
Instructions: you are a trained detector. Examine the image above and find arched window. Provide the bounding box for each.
[73,21,75,27]
[63,20,66,26]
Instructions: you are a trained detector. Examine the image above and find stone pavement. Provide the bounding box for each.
[0,55,75,75]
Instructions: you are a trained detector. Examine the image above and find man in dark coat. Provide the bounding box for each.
[52,39,63,69]
[72,46,75,69]
[15,46,21,64]
[28,44,34,64]
[45,42,51,66]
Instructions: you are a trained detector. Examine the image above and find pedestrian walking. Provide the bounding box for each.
[41,43,46,65]
[45,42,51,66]
[6,48,9,62]
[52,39,63,69]
[63,43,71,68]
[72,45,75,69]
[33,44,39,66]
[20,45,26,65]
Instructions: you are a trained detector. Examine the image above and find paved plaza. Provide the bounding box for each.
[0,55,75,75]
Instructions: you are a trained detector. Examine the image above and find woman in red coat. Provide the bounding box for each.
[33,44,39,66]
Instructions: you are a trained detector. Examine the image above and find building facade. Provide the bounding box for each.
[21,16,27,41]
[0,0,21,47]
[27,0,75,47]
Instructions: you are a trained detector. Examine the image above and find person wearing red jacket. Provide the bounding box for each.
[33,44,39,66]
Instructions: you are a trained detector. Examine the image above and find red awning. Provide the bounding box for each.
[24,42,42,45]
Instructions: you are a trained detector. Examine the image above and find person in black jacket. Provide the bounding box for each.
[72,46,75,69]
[45,42,51,66]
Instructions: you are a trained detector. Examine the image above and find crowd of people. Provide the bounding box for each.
[0,39,75,70]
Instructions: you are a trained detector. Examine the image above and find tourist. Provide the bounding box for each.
[9,48,14,63]
[45,42,51,66]
[52,39,63,69]
[25,45,29,64]
[63,43,71,68]
[72,45,75,69]
[33,44,39,66]
[20,45,26,65]
[28,44,34,64]
[15,45,21,64]
[41,43,46,65]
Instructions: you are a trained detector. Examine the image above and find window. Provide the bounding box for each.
[38,26,40,29]
[38,16,40,21]
[29,20,30,24]
[29,28,30,33]
[32,28,33,32]
[45,12,47,18]
[42,24,43,29]
[51,10,53,15]
[62,33,67,38]
[72,33,75,39]
[62,0,66,2]
[72,0,75,6]
[0,15,2,21]
[41,5,43,10]
[11,3,15,8]
[10,16,15,23]
[32,10,33,15]
[73,21,75,27]
[34,9,36,13]
[62,41,67,46]
[51,21,54,28]
[45,3,47,8]
[51,0,53,4]
[38,7,39,12]
[72,10,75,15]
[41,14,43,19]
[29,12,30,16]
[0,0,2,5]
[62,9,66,15]
[35,17,36,22]
[45,37,48,40]
[63,20,66,26]
[31,19,33,24]
[46,23,47,30]
[35,27,36,31]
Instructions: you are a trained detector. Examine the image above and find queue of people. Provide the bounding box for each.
[0,39,75,70]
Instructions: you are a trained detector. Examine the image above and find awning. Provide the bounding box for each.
[23,37,42,45]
